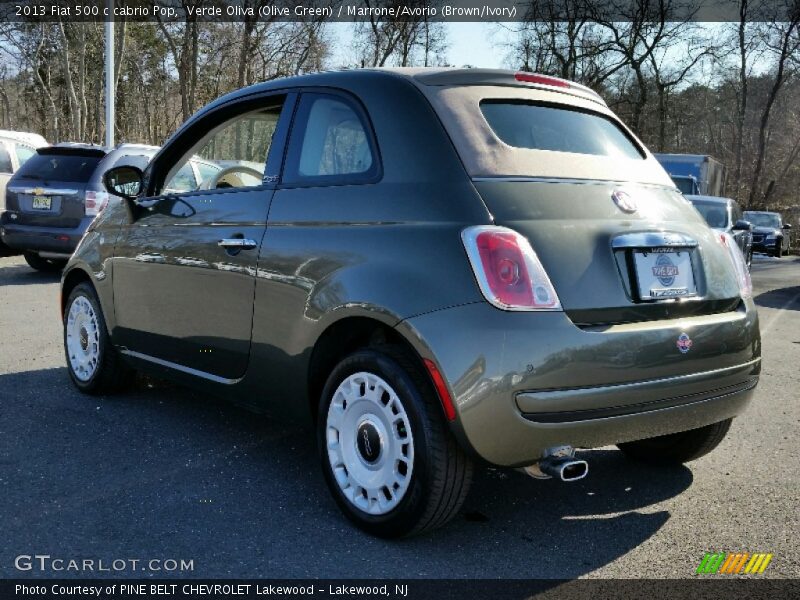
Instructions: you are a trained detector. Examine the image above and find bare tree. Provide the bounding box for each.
[747,9,800,207]
[353,0,447,67]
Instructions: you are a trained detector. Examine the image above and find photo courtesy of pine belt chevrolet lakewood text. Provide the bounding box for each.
[57,68,760,538]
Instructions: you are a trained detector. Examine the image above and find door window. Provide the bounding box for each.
[165,163,198,193]
[283,94,378,185]
[0,144,12,173]
[162,105,282,194]
[14,144,36,168]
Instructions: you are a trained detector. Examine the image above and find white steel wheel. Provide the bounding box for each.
[65,295,101,382]
[325,371,414,515]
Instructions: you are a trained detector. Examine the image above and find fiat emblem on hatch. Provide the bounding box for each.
[676,332,693,354]
[612,189,638,213]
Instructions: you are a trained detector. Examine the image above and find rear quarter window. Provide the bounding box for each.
[480,101,644,160]
[17,153,103,183]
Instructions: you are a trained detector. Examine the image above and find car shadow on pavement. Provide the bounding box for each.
[1,367,691,579]
[754,285,800,311]
[0,263,61,286]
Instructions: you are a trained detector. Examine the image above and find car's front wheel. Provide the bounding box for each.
[318,346,473,538]
[773,239,783,258]
[24,251,66,272]
[64,282,133,394]
[617,418,732,465]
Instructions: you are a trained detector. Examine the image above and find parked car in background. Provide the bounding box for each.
[743,210,792,257]
[686,195,753,268]
[0,143,221,271]
[0,130,48,255]
[61,68,760,537]
[654,153,726,197]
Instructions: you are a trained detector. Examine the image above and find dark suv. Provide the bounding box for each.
[743,211,792,257]
[61,69,760,537]
[1,143,222,270]
[1,144,157,270]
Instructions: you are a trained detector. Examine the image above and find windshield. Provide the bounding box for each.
[17,152,103,183]
[744,212,781,228]
[691,200,729,229]
[672,176,697,195]
[480,101,643,160]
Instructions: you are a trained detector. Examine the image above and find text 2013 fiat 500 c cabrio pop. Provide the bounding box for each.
[61,69,760,537]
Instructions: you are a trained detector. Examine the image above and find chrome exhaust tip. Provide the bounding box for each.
[520,445,588,482]
[539,455,589,482]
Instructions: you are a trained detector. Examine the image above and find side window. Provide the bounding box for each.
[283,94,378,185]
[195,161,222,187]
[0,144,12,174]
[14,144,36,168]
[161,103,283,195]
[165,163,197,193]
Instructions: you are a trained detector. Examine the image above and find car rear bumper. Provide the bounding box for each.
[397,300,760,466]
[0,212,91,256]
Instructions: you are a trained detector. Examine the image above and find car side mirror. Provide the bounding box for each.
[782,223,792,229]
[732,220,752,231]
[104,165,144,200]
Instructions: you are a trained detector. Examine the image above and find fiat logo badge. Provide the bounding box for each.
[612,189,638,213]
[676,332,693,354]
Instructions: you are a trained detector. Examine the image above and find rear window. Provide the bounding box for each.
[17,152,103,183]
[480,101,643,160]
[690,200,729,229]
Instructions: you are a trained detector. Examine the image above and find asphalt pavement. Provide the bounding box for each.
[1,253,798,579]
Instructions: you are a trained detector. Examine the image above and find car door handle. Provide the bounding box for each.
[218,238,257,250]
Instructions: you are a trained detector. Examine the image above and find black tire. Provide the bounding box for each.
[24,251,67,272]
[63,282,134,394]
[317,345,473,538]
[617,418,733,465]
[773,240,782,258]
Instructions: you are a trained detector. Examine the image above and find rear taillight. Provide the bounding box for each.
[719,233,752,298]
[462,226,562,311]
[85,190,109,217]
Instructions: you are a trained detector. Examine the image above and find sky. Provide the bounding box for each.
[326,22,761,81]
[328,22,511,69]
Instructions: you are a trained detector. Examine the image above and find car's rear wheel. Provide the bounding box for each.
[318,346,473,538]
[617,418,733,465]
[24,251,67,272]
[64,282,133,394]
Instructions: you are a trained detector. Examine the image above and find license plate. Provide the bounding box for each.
[633,249,697,300]
[32,195,51,210]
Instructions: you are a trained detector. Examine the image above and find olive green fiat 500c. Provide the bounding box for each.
[62,69,760,537]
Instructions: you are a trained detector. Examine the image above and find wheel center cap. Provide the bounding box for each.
[356,421,382,464]
[79,328,89,351]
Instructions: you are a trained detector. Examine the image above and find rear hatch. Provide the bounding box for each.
[415,72,741,326]
[5,146,105,229]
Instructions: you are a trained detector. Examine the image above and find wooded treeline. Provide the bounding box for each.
[0,0,798,210]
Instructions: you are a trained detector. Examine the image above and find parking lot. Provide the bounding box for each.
[1,253,798,579]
